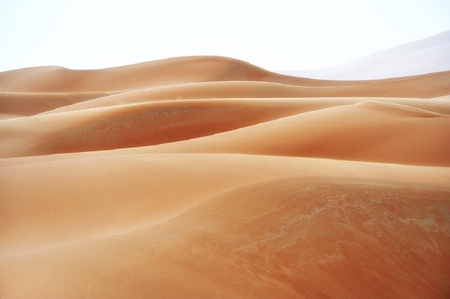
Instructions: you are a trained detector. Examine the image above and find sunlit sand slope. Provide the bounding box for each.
[1,56,450,299]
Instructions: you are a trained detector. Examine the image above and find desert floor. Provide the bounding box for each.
[1,56,450,298]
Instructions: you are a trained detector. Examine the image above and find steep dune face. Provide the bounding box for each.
[1,56,450,299]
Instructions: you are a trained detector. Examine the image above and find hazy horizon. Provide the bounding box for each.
[1,0,450,72]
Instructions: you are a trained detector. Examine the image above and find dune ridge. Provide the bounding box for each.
[1,55,450,299]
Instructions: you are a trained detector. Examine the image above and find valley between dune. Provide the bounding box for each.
[1,56,450,299]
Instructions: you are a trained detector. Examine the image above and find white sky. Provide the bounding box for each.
[1,0,449,72]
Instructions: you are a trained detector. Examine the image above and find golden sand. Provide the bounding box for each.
[1,56,449,298]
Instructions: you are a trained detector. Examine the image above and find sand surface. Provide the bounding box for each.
[1,56,450,299]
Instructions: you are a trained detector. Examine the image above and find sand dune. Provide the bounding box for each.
[132,100,450,166]
[0,91,116,118]
[1,55,450,299]
[32,71,450,114]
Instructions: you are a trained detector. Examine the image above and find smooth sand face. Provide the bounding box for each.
[1,56,450,299]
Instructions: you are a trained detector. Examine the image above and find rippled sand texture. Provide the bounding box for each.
[1,56,450,299]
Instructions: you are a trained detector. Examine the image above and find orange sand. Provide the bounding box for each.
[1,56,450,299]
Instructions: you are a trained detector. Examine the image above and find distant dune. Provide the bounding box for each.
[281,30,450,80]
[1,53,450,299]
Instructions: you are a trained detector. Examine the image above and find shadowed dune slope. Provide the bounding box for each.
[0,91,116,117]
[134,101,450,166]
[1,97,449,163]
[1,56,450,299]
[0,99,330,157]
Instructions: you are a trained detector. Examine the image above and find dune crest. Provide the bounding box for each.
[1,55,450,299]
[355,100,445,117]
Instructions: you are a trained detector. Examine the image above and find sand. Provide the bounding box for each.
[1,56,450,299]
